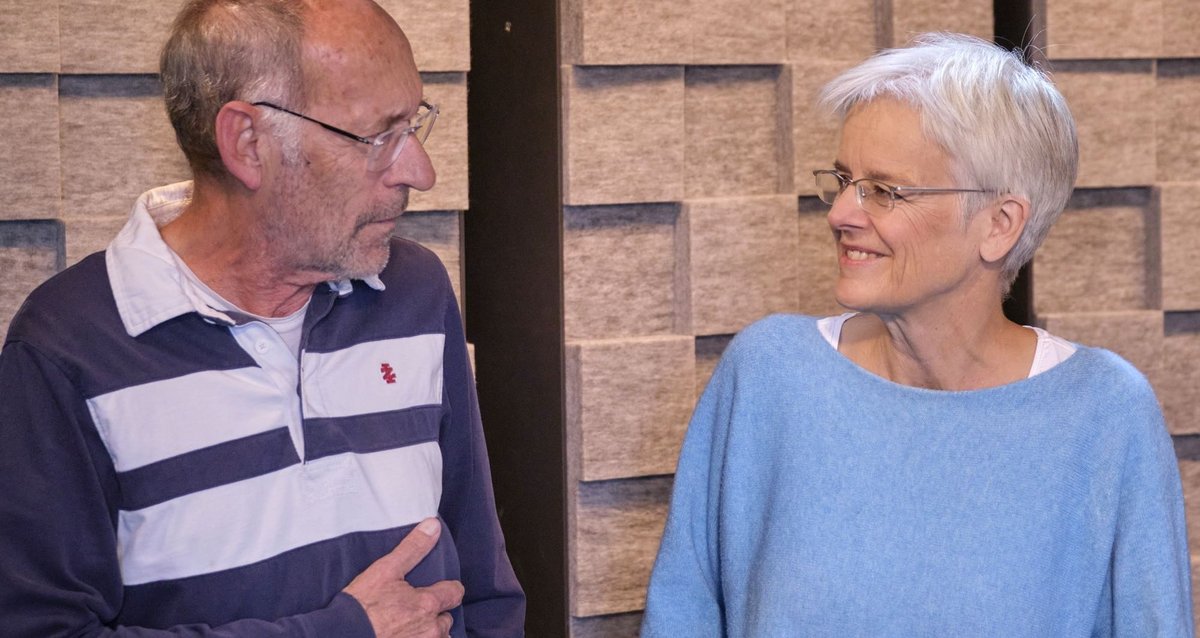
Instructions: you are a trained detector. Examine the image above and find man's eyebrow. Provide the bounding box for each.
[832,160,850,174]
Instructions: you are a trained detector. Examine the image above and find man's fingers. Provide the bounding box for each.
[419,579,465,613]
[436,611,454,636]
[384,518,442,576]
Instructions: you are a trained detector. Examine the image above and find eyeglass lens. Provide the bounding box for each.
[813,172,895,214]
[365,105,438,172]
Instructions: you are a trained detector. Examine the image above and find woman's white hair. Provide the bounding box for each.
[819,32,1078,290]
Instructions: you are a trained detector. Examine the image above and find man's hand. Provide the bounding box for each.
[344,518,465,638]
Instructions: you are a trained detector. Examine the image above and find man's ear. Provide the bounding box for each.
[214,101,267,191]
[979,195,1031,265]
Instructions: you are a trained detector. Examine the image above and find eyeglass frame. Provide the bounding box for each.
[252,99,438,170]
[812,169,990,213]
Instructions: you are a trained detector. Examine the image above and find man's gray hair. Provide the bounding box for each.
[819,32,1078,290]
[161,0,307,180]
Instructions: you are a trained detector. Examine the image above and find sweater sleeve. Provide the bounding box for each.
[640,346,737,637]
[1103,395,1193,638]
[0,340,375,638]
[436,294,526,637]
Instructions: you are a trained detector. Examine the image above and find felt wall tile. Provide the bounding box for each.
[0,75,61,220]
[0,0,60,73]
[566,336,695,481]
[1042,0,1161,60]
[563,0,689,65]
[690,0,787,64]
[59,75,189,219]
[1157,60,1200,184]
[1037,310,1163,387]
[377,0,469,72]
[1162,0,1200,58]
[695,334,733,397]
[571,612,643,636]
[1162,313,1200,435]
[685,67,791,199]
[564,204,682,340]
[0,221,63,338]
[572,477,672,616]
[1178,460,1200,551]
[60,0,184,74]
[394,210,463,307]
[1053,60,1156,188]
[797,197,842,316]
[787,0,878,63]
[1161,184,1200,311]
[563,66,685,205]
[686,196,800,335]
[890,0,992,46]
[792,59,855,198]
[64,216,126,267]
[1033,188,1155,314]
[408,73,467,212]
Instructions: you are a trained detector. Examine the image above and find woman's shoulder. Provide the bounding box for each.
[718,314,833,370]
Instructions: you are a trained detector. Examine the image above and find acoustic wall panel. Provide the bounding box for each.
[1161,183,1200,311]
[689,0,787,64]
[59,75,189,219]
[60,0,184,74]
[890,0,993,46]
[567,336,695,481]
[1042,0,1162,60]
[797,197,842,317]
[379,0,470,72]
[0,75,61,220]
[562,0,689,65]
[786,0,877,62]
[1033,189,1156,314]
[64,216,126,267]
[0,0,60,73]
[394,211,463,306]
[1162,0,1200,58]
[1038,310,1164,388]
[571,612,643,638]
[1156,60,1200,184]
[1163,313,1200,435]
[0,221,62,339]
[409,73,468,212]
[791,59,854,197]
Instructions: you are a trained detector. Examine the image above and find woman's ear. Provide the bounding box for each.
[214,101,266,191]
[979,195,1031,265]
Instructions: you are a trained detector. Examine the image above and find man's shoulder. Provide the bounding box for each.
[376,236,454,297]
[5,251,115,347]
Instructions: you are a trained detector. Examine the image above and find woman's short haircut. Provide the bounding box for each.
[820,32,1078,290]
[160,0,307,180]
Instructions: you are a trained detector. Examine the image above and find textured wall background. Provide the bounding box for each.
[558,0,1200,635]
[0,0,468,340]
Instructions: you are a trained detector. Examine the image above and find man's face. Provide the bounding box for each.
[262,1,436,280]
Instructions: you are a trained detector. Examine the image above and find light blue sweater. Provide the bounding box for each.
[642,315,1192,637]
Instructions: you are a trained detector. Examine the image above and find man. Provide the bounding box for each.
[0,0,524,635]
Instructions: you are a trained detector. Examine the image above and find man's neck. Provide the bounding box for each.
[159,183,324,318]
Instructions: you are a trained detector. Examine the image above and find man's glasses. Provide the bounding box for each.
[253,100,438,172]
[813,169,988,215]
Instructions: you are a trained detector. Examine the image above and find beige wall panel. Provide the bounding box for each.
[1179,460,1200,551]
[1033,189,1154,314]
[571,612,643,638]
[567,336,695,481]
[687,196,800,335]
[1163,314,1200,434]
[0,0,60,73]
[1037,310,1163,386]
[792,60,853,197]
[787,0,876,63]
[685,67,790,199]
[566,0,689,65]
[0,222,62,338]
[1161,184,1200,311]
[564,205,681,340]
[1043,0,1161,60]
[0,75,61,220]
[60,76,189,219]
[394,210,462,306]
[378,0,469,72]
[690,0,786,64]
[572,477,672,616]
[563,66,685,205]
[797,197,842,316]
[1157,60,1200,184]
[65,216,126,267]
[1054,60,1156,188]
[61,0,185,74]
[409,73,467,212]
[695,334,733,397]
[1163,0,1200,58]
[890,0,992,46]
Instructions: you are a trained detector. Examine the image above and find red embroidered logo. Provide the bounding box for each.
[380,363,397,384]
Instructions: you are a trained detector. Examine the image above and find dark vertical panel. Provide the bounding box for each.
[995,0,1036,324]
[467,1,567,636]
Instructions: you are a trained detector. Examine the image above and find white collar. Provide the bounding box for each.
[106,181,385,337]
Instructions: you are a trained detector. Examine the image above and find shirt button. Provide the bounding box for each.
[255,340,270,353]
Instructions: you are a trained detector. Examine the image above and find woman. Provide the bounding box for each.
[641,33,1191,637]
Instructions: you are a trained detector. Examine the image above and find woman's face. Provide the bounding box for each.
[827,98,990,317]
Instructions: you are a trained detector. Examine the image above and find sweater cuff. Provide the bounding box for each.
[311,592,376,637]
